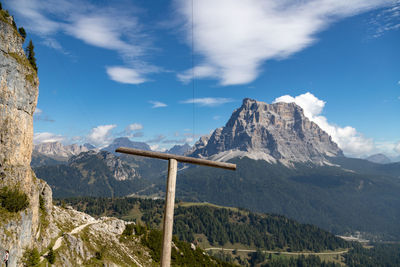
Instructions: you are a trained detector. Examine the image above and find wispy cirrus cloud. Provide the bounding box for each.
[369,1,400,38]
[149,101,168,108]
[7,0,156,84]
[180,97,234,106]
[176,0,393,85]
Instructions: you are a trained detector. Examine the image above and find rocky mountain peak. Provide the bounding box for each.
[34,141,95,160]
[167,143,192,155]
[190,98,343,165]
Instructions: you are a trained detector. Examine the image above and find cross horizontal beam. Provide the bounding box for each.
[115,147,236,170]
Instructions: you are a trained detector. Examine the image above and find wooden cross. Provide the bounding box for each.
[116,147,236,267]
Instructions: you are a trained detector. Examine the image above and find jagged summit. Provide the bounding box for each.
[189,98,343,165]
[34,141,95,159]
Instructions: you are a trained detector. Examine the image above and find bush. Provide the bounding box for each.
[0,186,29,212]
[22,248,40,266]
[122,223,134,236]
[39,195,45,211]
[47,248,55,264]
[95,251,102,260]
[134,223,146,236]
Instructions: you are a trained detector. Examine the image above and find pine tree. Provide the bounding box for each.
[26,40,38,72]
[18,27,26,40]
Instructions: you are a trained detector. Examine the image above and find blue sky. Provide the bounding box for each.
[4,0,400,157]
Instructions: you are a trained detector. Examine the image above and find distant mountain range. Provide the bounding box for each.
[33,98,400,241]
[34,150,148,198]
[33,141,95,160]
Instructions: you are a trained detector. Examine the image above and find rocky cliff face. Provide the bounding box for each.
[0,16,56,266]
[190,98,343,165]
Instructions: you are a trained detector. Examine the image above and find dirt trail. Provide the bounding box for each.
[40,219,99,262]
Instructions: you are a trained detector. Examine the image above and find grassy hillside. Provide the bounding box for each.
[57,196,351,253]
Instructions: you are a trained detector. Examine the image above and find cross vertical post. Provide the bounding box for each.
[115,147,236,267]
[161,159,177,267]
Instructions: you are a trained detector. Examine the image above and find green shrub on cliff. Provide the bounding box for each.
[0,186,29,212]
[18,27,26,40]
[22,247,40,266]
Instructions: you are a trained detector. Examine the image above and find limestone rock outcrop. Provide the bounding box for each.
[189,98,343,165]
[0,16,57,266]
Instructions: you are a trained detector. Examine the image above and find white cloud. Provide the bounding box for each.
[395,142,400,154]
[273,92,374,157]
[177,65,219,84]
[150,144,159,151]
[149,101,168,108]
[181,97,234,106]
[65,13,142,57]
[176,0,392,85]
[126,123,143,131]
[33,132,64,144]
[87,124,116,147]
[106,67,146,84]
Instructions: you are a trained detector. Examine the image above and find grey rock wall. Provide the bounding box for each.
[0,18,55,266]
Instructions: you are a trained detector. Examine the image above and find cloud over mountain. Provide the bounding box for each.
[273,92,374,157]
[87,124,117,148]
